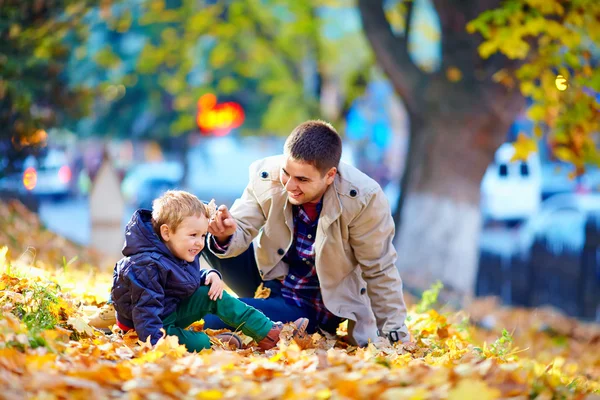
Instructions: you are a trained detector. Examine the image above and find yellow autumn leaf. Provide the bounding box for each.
[511,133,538,161]
[527,104,546,122]
[197,390,223,400]
[448,379,501,400]
[446,67,462,82]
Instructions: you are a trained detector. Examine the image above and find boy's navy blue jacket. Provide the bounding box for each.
[111,209,220,345]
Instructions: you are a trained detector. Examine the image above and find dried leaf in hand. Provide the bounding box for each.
[206,199,217,219]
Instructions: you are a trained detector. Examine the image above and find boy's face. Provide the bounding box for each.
[280,156,336,205]
[160,214,208,262]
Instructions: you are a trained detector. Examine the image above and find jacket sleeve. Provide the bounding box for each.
[127,261,166,345]
[208,162,267,258]
[348,187,409,340]
[199,268,222,285]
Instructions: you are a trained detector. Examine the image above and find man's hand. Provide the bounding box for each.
[208,205,237,244]
[205,272,225,300]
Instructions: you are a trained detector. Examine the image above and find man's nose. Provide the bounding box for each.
[284,178,296,191]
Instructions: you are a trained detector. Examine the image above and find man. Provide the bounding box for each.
[203,120,409,346]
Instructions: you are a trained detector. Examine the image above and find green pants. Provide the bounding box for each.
[162,286,273,352]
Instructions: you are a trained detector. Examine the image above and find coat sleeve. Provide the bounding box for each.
[128,261,166,345]
[208,162,267,258]
[348,187,409,340]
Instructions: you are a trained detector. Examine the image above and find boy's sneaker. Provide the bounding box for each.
[87,303,116,331]
[215,332,243,349]
[257,317,309,351]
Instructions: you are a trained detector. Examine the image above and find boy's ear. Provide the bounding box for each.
[160,224,171,242]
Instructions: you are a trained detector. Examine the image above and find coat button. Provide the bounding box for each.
[277,248,285,255]
[261,171,269,179]
[349,189,357,197]
[360,288,366,295]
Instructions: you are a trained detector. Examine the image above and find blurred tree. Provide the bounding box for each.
[70,0,372,140]
[358,0,600,295]
[0,0,99,173]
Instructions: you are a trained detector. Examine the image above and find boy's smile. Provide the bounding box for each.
[161,214,208,262]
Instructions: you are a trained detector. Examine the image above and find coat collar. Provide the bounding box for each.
[320,175,343,230]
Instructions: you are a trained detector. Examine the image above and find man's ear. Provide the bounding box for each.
[325,167,337,185]
[160,224,171,242]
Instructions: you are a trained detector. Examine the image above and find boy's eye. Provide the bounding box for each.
[191,233,197,237]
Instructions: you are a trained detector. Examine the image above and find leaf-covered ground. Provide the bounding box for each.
[0,201,599,399]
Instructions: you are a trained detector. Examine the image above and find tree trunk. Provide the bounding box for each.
[395,91,522,296]
[357,0,526,297]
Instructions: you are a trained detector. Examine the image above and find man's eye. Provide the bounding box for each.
[191,234,197,237]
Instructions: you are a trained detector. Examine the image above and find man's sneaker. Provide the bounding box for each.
[215,332,243,349]
[256,317,309,351]
[87,303,116,331]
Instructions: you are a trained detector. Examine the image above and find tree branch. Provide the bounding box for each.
[357,0,424,115]
[432,0,527,82]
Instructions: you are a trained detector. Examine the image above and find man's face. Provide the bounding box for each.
[280,156,336,205]
[161,214,208,262]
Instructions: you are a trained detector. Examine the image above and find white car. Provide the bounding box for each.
[481,143,542,224]
[0,149,75,200]
[516,192,600,254]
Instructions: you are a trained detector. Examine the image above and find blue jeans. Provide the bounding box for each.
[202,280,319,333]
[201,243,320,333]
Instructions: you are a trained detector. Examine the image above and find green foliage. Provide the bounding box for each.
[416,281,443,313]
[13,280,62,349]
[473,329,517,361]
[68,0,371,139]
[0,0,99,153]
[488,328,514,358]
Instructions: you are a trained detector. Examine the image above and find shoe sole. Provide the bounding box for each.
[217,333,243,348]
[293,318,309,336]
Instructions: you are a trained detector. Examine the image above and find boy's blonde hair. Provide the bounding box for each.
[151,190,208,235]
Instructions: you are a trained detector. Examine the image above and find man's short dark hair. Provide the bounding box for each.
[284,120,342,175]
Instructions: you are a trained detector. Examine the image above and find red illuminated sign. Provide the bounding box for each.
[23,167,37,191]
[196,93,245,136]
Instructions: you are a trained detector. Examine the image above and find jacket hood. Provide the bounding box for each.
[121,209,175,259]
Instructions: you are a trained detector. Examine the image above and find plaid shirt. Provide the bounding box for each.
[281,201,340,332]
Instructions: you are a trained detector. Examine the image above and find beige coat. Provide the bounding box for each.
[209,155,408,346]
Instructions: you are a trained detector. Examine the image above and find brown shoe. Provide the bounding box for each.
[256,317,309,351]
[86,303,116,331]
[215,332,243,349]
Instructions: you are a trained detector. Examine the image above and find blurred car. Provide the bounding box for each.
[516,192,600,254]
[0,148,75,201]
[121,161,184,209]
[481,143,542,224]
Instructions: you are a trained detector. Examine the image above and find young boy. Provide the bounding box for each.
[111,190,308,352]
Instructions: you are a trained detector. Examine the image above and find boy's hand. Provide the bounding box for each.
[205,272,224,300]
[208,205,237,244]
